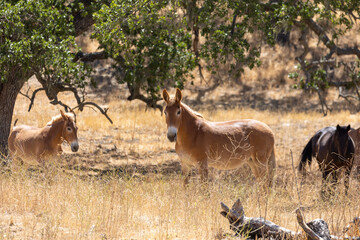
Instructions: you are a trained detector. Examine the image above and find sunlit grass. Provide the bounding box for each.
[1,81,360,239]
[0,164,359,239]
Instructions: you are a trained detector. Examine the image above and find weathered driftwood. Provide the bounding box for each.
[295,208,331,240]
[220,199,360,240]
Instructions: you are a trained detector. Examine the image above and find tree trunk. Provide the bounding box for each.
[0,74,27,156]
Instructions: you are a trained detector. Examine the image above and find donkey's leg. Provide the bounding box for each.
[10,156,24,174]
[181,162,191,186]
[198,160,208,183]
[247,159,260,179]
[249,151,272,187]
[267,149,276,187]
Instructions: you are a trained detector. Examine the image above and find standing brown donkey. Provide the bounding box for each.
[162,88,276,187]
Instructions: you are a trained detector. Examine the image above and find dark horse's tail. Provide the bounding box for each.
[298,137,313,173]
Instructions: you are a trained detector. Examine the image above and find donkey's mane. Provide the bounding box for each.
[47,112,75,126]
[181,103,203,118]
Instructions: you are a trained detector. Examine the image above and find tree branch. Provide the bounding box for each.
[73,51,108,62]
[27,88,45,112]
[33,72,113,124]
[296,208,324,240]
[302,18,360,59]
[72,102,113,124]
[49,96,72,112]
[230,14,237,36]
[127,82,163,112]
[71,0,97,36]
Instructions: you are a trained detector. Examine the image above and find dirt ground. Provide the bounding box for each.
[1,76,360,239]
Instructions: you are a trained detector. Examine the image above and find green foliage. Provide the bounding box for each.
[198,0,261,72]
[2,0,360,107]
[92,0,360,101]
[93,0,196,99]
[263,0,360,93]
[0,0,90,88]
[93,0,265,99]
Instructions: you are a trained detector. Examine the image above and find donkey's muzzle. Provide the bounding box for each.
[167,133,177,142]
[71,142,79,152]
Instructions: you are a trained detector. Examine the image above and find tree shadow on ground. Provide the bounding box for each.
[186,85,355,114]
[63,159,183,179]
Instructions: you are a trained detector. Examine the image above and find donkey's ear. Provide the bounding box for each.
[336,124,340,131]
[175,88,182,103]
[347,125,351,131]
[60,109,68,121]
[162,89,170,103]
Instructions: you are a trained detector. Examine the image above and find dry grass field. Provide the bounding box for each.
[0,78,360,240]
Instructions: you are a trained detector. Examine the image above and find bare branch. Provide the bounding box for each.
[19,91,31,100]
[195,77,221,102]
[304,59,336,69]
[348,10,360,22]
[197,63,206,83]
[128,94,163,112]
[28,88,45,112]
[33,72,113,124]
[327,81,354,87]
[74,51,108,62]
[18,85,32,100]
[295,28,311,86]
[71,0,97,36]
[317,90,331,116]
[19,87,46,112]
[296,208,324,240]
[338,93,359,110]
[127,83,163,112]
[72,102,113,124]
[302,18,360,59]
[230,14,237,36]
[49,96,72,112]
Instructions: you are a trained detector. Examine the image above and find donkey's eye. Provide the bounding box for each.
[67,127,72,132]
[177,109,181,115]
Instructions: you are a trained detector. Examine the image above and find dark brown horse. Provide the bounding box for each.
[298,125,355,198]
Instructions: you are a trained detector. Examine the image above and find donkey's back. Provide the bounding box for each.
[8,125,45,161]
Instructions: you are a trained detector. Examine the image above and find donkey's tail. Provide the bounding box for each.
[267,149,276,188]
[298,137,313,173]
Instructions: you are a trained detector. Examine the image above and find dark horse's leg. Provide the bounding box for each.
[321,169,335,200]
[344,167,351,195]
[332,170,338,194]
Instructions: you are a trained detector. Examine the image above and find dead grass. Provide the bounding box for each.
[2,11,360,239]
[2,14,359,239]
[1,82,360,239]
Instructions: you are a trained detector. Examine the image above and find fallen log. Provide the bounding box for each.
[220,199,360,240]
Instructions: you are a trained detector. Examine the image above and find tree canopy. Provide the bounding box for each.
[1,0,360,153]
[91,0,360,113]
[1,0,90,87]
